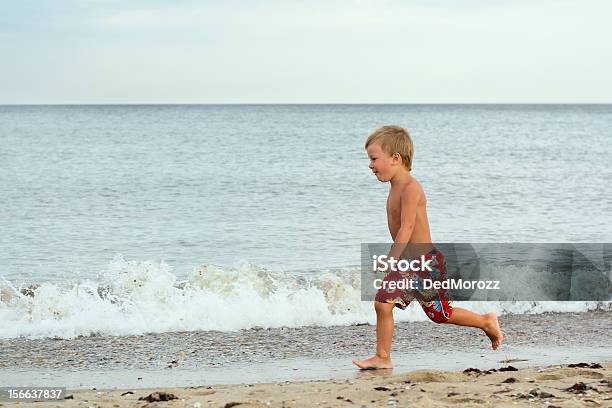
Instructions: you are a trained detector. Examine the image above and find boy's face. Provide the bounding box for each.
[366,143,398,182]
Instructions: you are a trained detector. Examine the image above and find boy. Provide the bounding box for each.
[352,125,502,370]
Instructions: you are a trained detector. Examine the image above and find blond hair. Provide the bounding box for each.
[365,125,414,170]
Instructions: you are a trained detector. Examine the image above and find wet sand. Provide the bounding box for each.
[3,311,610,370]
[1,310,610,390]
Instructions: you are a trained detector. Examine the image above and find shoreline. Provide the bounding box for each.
[2,344,611,390]
[1,311,610,391]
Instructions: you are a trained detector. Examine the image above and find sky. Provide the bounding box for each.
[1,0,611,104]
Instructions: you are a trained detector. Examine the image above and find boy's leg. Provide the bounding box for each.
[420,249,503,350]
[375,301,395,359]
[352,301,395,369]
[444,307,503,350]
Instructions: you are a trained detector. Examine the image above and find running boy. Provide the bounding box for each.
[353,125,503,370]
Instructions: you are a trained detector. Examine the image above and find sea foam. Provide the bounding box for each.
[0,256,609,339]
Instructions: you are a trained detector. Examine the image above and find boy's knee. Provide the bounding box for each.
[374,301,394,314]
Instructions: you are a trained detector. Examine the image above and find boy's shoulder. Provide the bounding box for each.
[400,178,425,201]
[403,177,424,193]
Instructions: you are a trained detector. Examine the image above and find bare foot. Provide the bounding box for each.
[483,312,503,350]
[352,355,393,370]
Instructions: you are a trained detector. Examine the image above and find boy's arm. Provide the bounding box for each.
[388,184,420,262]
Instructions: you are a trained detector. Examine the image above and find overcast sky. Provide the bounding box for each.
[1,0,611,104]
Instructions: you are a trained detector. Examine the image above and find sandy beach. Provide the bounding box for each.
[0,311,610,406]
[3,362,610,407]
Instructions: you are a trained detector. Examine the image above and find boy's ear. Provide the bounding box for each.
[392,152,402,164]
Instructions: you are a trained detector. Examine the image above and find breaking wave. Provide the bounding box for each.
[0,256,609,339]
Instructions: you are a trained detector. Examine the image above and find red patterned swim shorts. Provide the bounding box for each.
[375,247,454,323]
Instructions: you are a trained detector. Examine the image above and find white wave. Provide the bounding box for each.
[0,256,609,339]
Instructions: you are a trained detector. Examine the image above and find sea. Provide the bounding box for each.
[1,104,611,340]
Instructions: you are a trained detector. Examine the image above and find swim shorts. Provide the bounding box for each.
[374,247,454,323]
